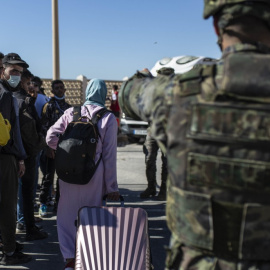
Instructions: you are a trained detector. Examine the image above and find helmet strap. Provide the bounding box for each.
[217,35,223,51]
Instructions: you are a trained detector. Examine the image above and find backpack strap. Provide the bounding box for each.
[93,108,109,137]
[91,108,109,125]
[83,106,109,124]
[73,106,81,121]
[84,107,110,170]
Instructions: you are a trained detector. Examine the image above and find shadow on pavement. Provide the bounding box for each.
[9,208,64,270]
[3,186,169,270]
[118,187,170,270]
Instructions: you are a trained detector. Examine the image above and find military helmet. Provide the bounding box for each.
[203,0,270,19]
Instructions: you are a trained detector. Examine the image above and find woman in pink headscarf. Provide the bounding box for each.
[46,79,120,270]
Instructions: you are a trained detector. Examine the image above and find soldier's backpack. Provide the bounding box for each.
[55,106,109,185]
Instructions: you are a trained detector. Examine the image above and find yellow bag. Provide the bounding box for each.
[0,112,11,146]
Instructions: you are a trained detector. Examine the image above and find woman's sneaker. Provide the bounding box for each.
[0,251,31,265]
[39,204,48,217]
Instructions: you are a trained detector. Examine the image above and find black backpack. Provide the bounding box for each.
[55,106,108,185]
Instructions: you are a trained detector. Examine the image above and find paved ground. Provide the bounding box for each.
[2,138,170,270]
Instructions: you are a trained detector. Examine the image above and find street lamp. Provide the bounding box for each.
[52,0,60,79]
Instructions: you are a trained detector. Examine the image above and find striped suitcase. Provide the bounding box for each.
[75,196,152,270]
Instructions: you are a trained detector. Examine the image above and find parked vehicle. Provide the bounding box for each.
[120,113,148,143]
[120,55,217,143]
[150,55,217,76]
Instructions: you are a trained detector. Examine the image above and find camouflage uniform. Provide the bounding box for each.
[119,2,270,269]
[141,67,173,200]
[141,127,168,200]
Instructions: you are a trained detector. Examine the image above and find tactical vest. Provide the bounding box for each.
[166,51,270,260]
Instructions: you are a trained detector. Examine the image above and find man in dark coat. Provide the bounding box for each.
[0,52,31,265]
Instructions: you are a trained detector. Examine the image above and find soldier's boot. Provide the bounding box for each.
[157,182,167,201]
[140,185,156,199]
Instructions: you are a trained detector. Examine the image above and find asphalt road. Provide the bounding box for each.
[3,140,170,270]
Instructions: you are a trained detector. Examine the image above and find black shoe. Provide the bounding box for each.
[156,190,166,201]
[34,224,43,230]
[15,242,24,252]
[140,187,156,198]
[34,216,43,223]
[0,241,23,252]
[0,251,31,265]
[156,184,167,201]
[53,202,58,213]
[25,227,48,241]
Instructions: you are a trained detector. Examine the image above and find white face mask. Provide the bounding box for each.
[7,75,21,88]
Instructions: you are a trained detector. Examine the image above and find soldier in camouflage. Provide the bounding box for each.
[141,68,173,200]
[119,1,270,269]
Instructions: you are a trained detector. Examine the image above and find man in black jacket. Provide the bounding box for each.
[13,68,47,241]
[0,52,31,265]
[39,80,71,216]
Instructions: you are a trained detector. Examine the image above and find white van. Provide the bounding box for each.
[120,113,148,143]
[150,55,217,76]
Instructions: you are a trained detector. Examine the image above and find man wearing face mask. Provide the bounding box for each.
[0,53,31,265]
[13,69,47,241]
[39,80,71,217]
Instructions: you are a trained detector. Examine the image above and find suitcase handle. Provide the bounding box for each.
[102,194,124,207]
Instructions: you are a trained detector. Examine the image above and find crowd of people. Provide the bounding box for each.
[0,50,153,269]
[0,51,165,268]
[0,53,120,267]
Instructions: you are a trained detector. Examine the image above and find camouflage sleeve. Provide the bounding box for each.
[119,73,175,152]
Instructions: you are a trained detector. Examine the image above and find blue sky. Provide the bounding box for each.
[1,0,220,81]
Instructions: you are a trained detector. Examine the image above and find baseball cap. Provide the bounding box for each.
[2,53,29,68]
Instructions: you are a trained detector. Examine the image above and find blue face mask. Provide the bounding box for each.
[54,94,65,100]
[7,75,21,88]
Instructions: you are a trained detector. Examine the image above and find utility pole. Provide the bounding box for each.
[52,0,60,79]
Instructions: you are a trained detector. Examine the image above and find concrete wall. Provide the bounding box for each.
[41,76,123,108]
